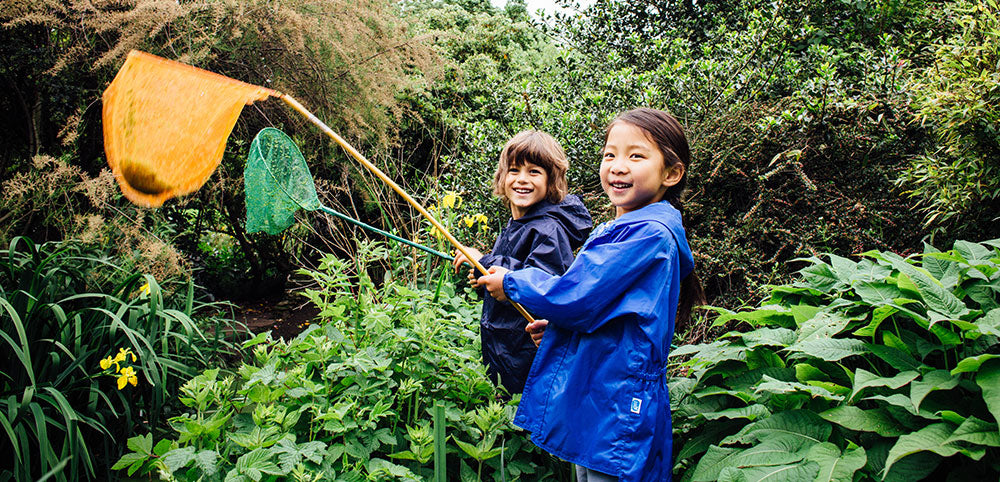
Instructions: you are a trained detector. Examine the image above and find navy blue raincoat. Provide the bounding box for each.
[477,195,592,394]
[503,201,693,482]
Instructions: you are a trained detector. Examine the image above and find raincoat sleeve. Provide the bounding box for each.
[503,222,674,333]
[478,224,571,275]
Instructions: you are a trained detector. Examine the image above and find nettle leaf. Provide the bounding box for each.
[755,376,843,402]
[910,370,961,412]
[740,328,798,348]
[884,253,968,319]
[975,358,1000,425]
[883,423,960,475]
[952,353,1000,375]
[723,410,831,446]
[162,447,197,473]
[943,416,1000,447]
[805,442,866,482]
[818,406,906,437]
[786,338,868,362]
[848,369,919,403]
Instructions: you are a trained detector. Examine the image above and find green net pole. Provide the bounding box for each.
[317,205,454,261]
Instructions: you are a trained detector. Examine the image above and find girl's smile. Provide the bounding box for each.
[601,122,683,217]
[504,161,549,219]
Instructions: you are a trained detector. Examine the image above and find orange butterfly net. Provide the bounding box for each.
[102,51,277,207]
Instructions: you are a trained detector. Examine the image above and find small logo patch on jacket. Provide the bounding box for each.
[630,398,642,414]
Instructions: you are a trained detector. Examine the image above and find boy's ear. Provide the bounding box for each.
[662,163,685,188]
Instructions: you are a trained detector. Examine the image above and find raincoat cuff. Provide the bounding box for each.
[502,272,519,302]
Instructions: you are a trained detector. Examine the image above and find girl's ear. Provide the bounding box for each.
[661,163,685,188]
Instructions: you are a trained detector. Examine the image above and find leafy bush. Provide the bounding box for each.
[669,238,1000,481]
[0,237,246,481]
[115,241,563,481]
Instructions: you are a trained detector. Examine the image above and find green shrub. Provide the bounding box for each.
[0,237,246,481]
[669,238,1000,480]
[115,241,563,481]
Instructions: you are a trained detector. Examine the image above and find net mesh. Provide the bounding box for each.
[102,50,277,207]
[245,128,321,235]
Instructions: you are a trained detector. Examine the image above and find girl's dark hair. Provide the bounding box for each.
[492,130,569,204]
[606,108,706,327]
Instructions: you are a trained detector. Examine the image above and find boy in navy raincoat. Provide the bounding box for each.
[478,109,705,481]
[454,130,592,395]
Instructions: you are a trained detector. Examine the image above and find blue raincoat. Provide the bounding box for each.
[503,201,693,481]
[478,195,592,394]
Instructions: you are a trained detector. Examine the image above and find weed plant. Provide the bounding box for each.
[0,237,247,481]
[115,241,563,481]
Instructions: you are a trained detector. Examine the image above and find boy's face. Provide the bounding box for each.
[504,160,549,219]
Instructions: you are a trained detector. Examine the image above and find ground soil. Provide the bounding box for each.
[233,293,321,340]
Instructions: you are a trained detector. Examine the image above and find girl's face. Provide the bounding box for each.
[601,122,683,217]
[504,160,549,219]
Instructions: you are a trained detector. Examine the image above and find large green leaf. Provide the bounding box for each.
[976,308,1000,336]
[883,423,960,475]
[804,443,866,482]
[740,328,798,348]
[756,376,843,402]
[786,338,868,362]
[848,369,919,403]
[798,260,845,293]
[723,410,832,446]
[884,253,968,319]
[719,461,821,482]
[692,435,811,482]
[943,415,1000,447]
[951,353,1000,375]
[702,404,772,421]
[975,358,1000,425]
[853,282,903,305]
[910,370,960,412]
[676,419,745,463]
[796,312,853,343]
[819,406,906,437]
[865,344,924,372]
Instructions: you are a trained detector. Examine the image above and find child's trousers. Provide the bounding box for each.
[574,465,618,482]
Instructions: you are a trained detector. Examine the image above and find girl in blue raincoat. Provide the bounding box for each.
[453,130,592,395]
[478,108,705,482]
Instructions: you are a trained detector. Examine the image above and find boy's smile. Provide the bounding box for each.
[600,122,683,217]
[505,160,548,219]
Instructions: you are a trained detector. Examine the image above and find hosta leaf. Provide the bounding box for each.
[786,338,868,362]
[755,376,843,402]
[796,312,853,343]
[951,353,1000,375]
[883,423,960,475]
[723,410,831,446]
[798,260,845,293]
[884,253,968,319]
[866,343,929,373]
[975,358,1000,425]
[805,442,866,482]
[692,435,810,482]
[741,328,798,348]
[853,282,903,305]
[702,404,772,421]
[722,461,821,482]
[910,370,960,412]
[943,415,1000,447]
[852,305,898,337]
[848,369,919,403]
[818,406,906,437]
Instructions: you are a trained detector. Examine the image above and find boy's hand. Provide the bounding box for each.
[477,266,510,302]
[453,247,483,273]
[525,319,548,347]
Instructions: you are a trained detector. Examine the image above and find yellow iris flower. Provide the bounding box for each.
[117,366,138,389]
[441,192,461,209]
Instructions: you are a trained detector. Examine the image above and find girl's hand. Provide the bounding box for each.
[525,319,548,347]
[477,266,510,302]
[453,247,483,273]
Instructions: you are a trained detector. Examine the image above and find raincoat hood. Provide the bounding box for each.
[513,194,592,248]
